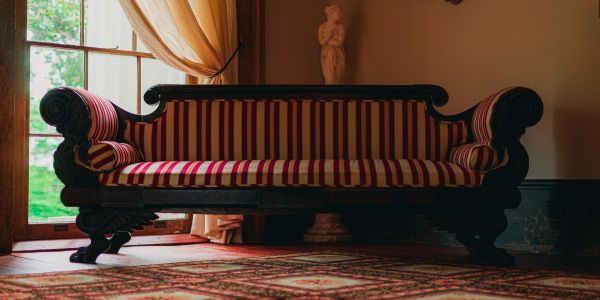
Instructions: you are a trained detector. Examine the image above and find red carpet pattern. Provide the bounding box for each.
[1,251,599,299]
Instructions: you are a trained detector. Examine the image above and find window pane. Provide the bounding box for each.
[85,0,133,51]
[136,36,150,53]
[27,0,81,45]
[88,53,137,113]
[141,58,186,115]
[29,137,76,223]
[30,46,84,134]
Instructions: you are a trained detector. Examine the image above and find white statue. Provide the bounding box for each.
[319,4,346,85]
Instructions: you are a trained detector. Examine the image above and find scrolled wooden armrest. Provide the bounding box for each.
[470,87,543,186]
[470,87,542,148]
[40,87,123,187]
[485,87,543,149]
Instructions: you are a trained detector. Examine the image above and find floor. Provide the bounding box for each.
[2,236,599,276]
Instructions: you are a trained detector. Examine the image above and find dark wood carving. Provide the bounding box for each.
[236,0,264,84]
[143,84,450,105]
[70,208,158,263]
[483,88,543,186]
[40,84,543,265]
[40,88,99,187]
[427,209,514,265]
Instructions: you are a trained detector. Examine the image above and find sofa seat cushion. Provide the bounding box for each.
[99,159,483,188]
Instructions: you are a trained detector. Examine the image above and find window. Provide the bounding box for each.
[26,0,187,236]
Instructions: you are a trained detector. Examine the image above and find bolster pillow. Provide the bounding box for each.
[88,141,142,171]
[450,143,503,172]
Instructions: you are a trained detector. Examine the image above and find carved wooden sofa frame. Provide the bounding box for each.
[40,85,542,265]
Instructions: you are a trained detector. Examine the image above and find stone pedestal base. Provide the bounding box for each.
[303,213,352,243]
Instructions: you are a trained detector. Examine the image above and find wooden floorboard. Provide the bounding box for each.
[0,255,78,275]
[1,242,599,276]
[12,234,207,252]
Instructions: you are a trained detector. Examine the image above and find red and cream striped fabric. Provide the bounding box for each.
[449,143,502,172]
[70,88,119,141]
[88,141,141,171]
[99,159,483,188]
[457,88,517,172]
[471,87,515,144]
[124,100,467,162]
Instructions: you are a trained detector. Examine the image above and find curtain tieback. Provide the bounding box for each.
[209,36,241,79]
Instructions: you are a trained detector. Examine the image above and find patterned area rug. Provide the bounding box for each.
[1,251,599,299]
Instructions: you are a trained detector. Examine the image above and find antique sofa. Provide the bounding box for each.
[40,85,542,265]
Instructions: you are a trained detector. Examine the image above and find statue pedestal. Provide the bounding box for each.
[303,213,352,243]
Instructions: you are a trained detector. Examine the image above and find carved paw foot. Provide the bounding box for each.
[428,209,513,266]
[105,231,132,254]
[69,235,110,264]
[70,208,158,263]
[467,247,515,266]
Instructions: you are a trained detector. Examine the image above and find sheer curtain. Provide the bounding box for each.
[120,0,243,244]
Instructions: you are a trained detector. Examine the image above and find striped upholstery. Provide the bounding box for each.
[99,159,483,188]
[70,88,119,141]
[88,141,142,171]
[449,143,502,171]
[124,100,467,162]
[471,87,514,144]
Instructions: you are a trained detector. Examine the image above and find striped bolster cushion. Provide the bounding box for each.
[88,141,142,171]
[70,88,119,141]
[449,143,501,171]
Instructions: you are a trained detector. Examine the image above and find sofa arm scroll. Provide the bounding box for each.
[40,87,122,186]
[471,87,543,186]
[41,87,120,144]
[472,87,543,149]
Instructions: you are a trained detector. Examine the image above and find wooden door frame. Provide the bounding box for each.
[236,0,266,242]
[3,0,265,247]
[237,0,265,85]
[0,0,18,255]
[12,0,28,247]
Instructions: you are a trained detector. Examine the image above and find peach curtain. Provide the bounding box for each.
[119,0,243,244]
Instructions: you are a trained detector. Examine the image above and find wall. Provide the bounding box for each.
[265,0,600,179]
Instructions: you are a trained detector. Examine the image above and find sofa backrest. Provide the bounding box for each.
[124,96,467,162]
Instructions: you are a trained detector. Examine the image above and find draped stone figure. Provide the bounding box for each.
[318,4,346,85]
[306,6,351,244]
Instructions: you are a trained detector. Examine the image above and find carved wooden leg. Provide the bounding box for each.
[456,210,514,266]
[428,209,514,266]
[70,234,110,263]
[105,231,132,254]
[71,208,158,264]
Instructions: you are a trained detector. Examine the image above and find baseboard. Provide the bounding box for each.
[500,179,600,254]
[519,179,600,190]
